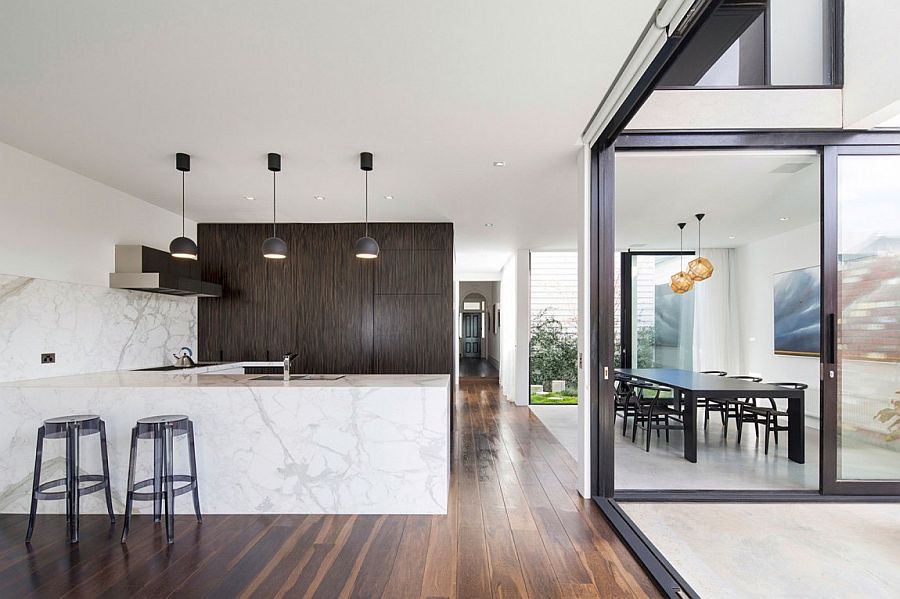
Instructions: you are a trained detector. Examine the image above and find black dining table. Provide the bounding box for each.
[616,368,805,464]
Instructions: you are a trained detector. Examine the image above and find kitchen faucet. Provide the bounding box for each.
[283,352,299,381]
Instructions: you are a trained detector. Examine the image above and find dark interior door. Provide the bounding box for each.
[462,313,482,357]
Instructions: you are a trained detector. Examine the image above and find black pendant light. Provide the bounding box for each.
[355,151,379,259]
[169,152,198,260]
[262,152,288,259]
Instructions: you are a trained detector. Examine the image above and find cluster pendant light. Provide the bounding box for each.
[670,222,694,294]
[262,152,288,260]
[688,213,714,281]
[169,152,199,260]
[354,151,379,259]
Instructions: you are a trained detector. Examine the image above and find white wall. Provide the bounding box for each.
[735,222,820,418]
[498,251,530,406]
[0,141,196,287]
[843,0,900,128]
[627,88,843,131]
[490,281,501,365]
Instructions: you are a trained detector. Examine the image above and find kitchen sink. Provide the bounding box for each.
[250,374,345,381]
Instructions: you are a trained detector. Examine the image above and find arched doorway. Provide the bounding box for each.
[460,292,487,358]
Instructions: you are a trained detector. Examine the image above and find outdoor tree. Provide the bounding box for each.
[530,309,578,391]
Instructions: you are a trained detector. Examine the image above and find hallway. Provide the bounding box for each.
[0,380,656,598]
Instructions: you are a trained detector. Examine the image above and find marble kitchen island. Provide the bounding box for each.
[0,370,450,515]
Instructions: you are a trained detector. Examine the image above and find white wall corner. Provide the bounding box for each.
[576,144,592,498]
[514,249,531,407]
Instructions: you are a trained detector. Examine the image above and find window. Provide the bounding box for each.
[658,0,839,88]
[462,301,483,311]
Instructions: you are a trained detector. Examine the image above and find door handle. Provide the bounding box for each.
[826,313,836,364]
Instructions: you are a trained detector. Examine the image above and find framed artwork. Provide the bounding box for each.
[773,265,821,356]
[493,304,500,334]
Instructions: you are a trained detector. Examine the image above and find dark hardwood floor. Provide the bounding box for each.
[459,357,500,381]
[0,380,657,598]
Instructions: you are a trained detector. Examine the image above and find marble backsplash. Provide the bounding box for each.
[0,274,196,382]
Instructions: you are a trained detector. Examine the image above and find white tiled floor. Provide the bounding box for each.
[622,502,900,599]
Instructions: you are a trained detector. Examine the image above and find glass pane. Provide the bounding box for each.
[462,301,481,310]
[630,255,694,369]
[837,155,900,480]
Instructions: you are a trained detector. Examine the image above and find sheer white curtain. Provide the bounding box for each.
[692,248,742,374]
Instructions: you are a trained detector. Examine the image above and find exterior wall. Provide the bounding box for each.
[843,0,900,128]
[627,88,843,131]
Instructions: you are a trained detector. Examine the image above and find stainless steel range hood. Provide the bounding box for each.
[109,245,222,297]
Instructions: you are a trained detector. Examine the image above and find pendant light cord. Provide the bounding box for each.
[181,171,186,237]
[364,170,369,237]
[697,219,701,255]
[272,170,277,237]
[680,227,684,269]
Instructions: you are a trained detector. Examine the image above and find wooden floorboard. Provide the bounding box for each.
[0,380,659,598]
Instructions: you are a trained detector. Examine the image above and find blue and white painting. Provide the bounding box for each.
[773,266,820,356]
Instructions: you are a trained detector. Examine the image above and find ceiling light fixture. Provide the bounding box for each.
[244,195,255,201]
[728,235,736,240]
[169,152,198,260]
[779,217,790,221]
[355,152,379,259]
[384,195,393,200]
[688,213,714,282]
[670,222,693,294]
[493,161,505,167]
[314,195,325,201]
[261,153,288,259]
[484,223,495,228]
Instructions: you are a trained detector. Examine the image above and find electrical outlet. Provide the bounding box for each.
[41,353,55,364]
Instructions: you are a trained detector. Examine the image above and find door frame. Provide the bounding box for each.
[820,143,900,495]
[593,130,900,501]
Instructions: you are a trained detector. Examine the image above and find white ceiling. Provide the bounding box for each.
[616,150,820,250]
[0,0,657,274]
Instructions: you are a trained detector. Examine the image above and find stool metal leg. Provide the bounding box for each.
[187,420,202,522]
[163,423,175,544]
[99,420,116,524]
[152,433,162,522]
[25,426,45,543]
[68,423,81,544]
[121,426,138,543]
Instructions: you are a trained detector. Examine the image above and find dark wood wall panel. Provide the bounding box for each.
[198,222,451,377]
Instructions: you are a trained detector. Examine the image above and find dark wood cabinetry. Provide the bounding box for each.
[197,223,453,377]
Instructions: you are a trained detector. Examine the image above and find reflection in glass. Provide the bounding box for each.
[837,155,900,480]
[631,255,695,370]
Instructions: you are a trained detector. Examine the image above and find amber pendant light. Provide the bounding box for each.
[670,222,694,294]
[688,213,714,281]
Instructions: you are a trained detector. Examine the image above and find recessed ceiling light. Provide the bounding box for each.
[244,195,255,201]
[779,217,790,221]
[484,223,495,228]
[728,235,736,239]
[384,195,393,200]
[314,195,325,201]
[492,161,505,167]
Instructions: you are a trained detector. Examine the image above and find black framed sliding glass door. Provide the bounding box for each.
[821,145,900,495]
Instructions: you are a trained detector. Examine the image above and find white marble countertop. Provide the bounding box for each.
[0,364,451,389]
